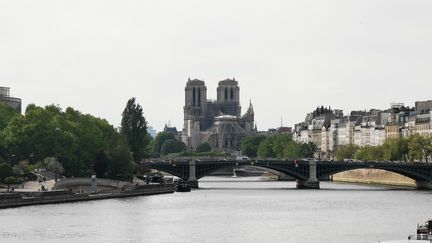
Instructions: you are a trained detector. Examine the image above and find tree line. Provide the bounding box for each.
[334,135,432,163]
[0,98,150,184]
[0,98,219,184]
[240,134,317,159]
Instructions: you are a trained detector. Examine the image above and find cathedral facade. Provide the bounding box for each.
[182,78,256,151]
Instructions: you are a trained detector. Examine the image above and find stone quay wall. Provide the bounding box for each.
[0,184,174,209]
[53,178,133,193]
[332,169,416,187]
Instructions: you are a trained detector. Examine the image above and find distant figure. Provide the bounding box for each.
[41,185,45,191]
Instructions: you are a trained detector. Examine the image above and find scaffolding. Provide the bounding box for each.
[0,87,10,97]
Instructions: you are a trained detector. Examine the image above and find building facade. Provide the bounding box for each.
[294,102,432,159]
[182,78,256,151]
[0,87,21,113]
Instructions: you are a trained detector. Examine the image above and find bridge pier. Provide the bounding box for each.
[188,159,198,188]
[296,161,320,189]
[416,181,432,190]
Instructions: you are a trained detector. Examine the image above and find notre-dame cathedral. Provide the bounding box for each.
[182,78,256,151]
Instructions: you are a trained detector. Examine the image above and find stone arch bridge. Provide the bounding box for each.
[140,159,432,189]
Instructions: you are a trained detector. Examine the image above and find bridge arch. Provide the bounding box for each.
[317,163,432,182]
[195,163,307,181]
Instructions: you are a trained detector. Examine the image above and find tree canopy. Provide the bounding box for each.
[121,98,149,162]
[255,134,315,159]
[160,139,186,155]
[0,104,135,179]
[196,142,212,153]
[240,135,266,157]
[152,132,176,156]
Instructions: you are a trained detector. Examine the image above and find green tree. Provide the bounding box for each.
[196,142,212,152]
[13,160,30,177]
[93,151,109,178]
[2,104,121,177]
[45,157,65,181]
[355,146,384,161]
[334,144,358,162]
[0,163,13,183]
[382,138,403,161]
[0,103,20,130]
[1,103,137,178]
[298,142,317,158]
[257,136,275,159]
[283,140,300,158]
[273,134,293,159]
[408,134,427,162]
[121,98,149,162]
[240,135,266,158]
[423,137,432,163]
[160,139,186,155]
[152,132,175,155]
[107,137,135,180]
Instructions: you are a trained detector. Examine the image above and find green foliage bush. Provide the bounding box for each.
[0,163,13,183]
[4,176,23,185]
[196,142,212,153]
[160,139,186,155]
[152,132,175,155]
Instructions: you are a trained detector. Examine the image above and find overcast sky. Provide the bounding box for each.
[1,0,431,132]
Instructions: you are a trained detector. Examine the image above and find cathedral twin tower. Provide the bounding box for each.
[182,78,255,151]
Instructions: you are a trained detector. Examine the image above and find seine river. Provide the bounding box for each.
[1,177,432,243]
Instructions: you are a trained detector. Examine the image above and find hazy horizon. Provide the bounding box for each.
[1,0,431,132]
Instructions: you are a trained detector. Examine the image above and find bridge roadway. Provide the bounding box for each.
[140,159,432,189]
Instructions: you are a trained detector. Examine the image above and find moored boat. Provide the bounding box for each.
[175,182,191,192]
[407,219,432,241]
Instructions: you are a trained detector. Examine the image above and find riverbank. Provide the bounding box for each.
[332,169,416,187]
[0,184,174,209]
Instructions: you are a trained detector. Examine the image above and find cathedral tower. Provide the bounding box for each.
[216,78,241,117]
[183,78,207,148]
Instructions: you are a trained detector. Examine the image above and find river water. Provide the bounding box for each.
[1,177,431,243]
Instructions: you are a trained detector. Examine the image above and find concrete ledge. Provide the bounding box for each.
[53,178,132,192]
[0,184,174,209]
